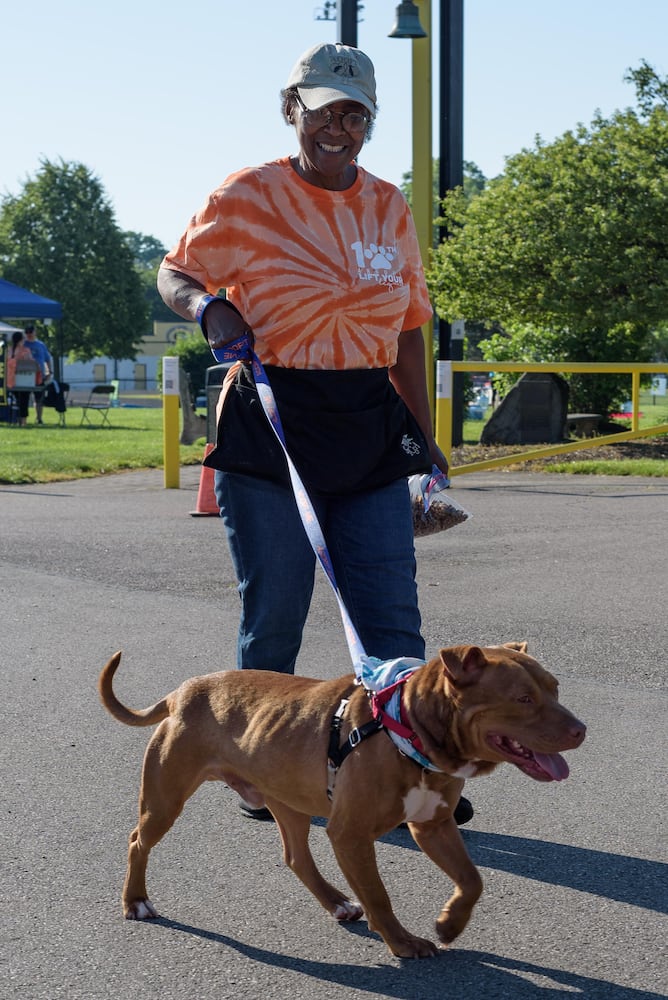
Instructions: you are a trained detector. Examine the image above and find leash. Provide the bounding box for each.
[213,333,371,673]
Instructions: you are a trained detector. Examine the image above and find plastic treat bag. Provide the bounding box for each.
[409,466,471,537]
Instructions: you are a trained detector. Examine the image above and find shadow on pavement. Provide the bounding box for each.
[376,827,666,914]
[310,820,667,915]
[154,919,663,999]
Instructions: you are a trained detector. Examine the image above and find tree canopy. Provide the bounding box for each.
[123,230,181,324]
[426,62,668,413]
[0,159,147,362]
[401,160,486,246]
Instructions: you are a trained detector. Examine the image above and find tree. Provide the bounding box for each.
[123,230,181,324]
[0,159,148,362]
[164,330,211,399]
[427,64,668,415]
[401,160,486,247]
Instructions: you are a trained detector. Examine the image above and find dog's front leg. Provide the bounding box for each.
[408,819,483,945]
[327,826,439,958]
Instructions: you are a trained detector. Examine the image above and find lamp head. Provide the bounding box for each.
[388,1,427,39]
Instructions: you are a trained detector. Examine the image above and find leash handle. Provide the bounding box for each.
[212,337,369,674]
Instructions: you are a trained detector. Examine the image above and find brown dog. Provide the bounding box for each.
[98,643,585,959]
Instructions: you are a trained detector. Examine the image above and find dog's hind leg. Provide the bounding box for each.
[123,724,205,920]
[267,801,363,923]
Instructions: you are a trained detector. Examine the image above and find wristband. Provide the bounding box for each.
[195,294,217,329]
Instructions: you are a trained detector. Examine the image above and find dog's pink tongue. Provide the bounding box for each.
[534,752,570,781]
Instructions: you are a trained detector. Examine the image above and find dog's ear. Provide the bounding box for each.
[439,645,487,686]
[503,641,529,654]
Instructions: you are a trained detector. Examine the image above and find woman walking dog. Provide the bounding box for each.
[158,42,472,826]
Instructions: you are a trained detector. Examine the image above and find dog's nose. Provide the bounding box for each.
[569,720,586,746]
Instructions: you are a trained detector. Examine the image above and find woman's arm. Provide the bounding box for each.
[157,266,250,348]
[389,327,449,475]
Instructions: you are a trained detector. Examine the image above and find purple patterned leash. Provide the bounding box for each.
[212,336,369,672]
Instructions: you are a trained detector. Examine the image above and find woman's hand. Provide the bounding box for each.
[428,440,449,477]
[156,267,252,348]
[201,299,253,351]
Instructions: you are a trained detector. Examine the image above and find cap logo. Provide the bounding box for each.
[329,54,360,79]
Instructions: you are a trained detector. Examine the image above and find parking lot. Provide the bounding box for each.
[1,466,666,999]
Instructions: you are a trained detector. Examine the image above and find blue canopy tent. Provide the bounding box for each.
[0,279,62,411]
[0,277,62,320]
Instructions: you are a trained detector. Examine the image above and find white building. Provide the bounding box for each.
[60,321,198,395]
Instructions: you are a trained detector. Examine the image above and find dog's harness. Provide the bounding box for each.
[326,660,444,798]
[327,698,384,799]
[212,334,443,797]
[371,676,432,765]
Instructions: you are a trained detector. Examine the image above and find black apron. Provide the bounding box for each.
[203,363,431,495]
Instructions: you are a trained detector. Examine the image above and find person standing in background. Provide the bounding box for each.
[7,331,37,427]
[24,324,53,425]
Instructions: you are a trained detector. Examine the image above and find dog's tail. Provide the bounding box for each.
[98,651,171,727]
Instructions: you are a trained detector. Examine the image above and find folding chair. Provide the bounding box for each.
[80,384,114,426]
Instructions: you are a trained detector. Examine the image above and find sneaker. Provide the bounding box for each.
[239,802,274,821]
[397,795,474,831]
[453,796,474,826]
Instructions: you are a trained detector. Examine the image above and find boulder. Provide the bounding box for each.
[480,372,569,445]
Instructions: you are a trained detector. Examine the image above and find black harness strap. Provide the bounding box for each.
[327,698,384,800]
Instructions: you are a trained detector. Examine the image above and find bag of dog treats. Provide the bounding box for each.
[409,467,471,537]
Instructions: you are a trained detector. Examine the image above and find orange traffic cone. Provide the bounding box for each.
[190,443,220,517]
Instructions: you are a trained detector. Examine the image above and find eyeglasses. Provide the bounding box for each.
[294,94,370,134]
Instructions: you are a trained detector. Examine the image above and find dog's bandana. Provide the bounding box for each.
[360,656,444,772]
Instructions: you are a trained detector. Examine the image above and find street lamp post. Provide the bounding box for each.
[439,0,464,445]
[337,0,359,45]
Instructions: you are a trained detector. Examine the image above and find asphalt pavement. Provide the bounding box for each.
[1,466,666,999]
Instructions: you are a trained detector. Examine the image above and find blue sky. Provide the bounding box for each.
[4,0,667,249]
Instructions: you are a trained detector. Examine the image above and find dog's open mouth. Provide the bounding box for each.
[486,734,570,782]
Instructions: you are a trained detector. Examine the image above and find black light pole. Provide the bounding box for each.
[439,0,464,445]
[337,0,358,45]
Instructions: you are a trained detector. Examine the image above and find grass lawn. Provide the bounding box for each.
[0,403,205,484]
[1,392,666,485]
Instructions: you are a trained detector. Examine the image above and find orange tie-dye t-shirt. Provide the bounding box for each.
[162,157,433,370]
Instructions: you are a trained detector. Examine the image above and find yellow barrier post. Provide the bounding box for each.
[412,1,434,414]
[162,356,180,489]
[631,369,641,433]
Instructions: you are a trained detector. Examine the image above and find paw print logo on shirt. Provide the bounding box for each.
[365,244,395,270]
[351,240,396,271]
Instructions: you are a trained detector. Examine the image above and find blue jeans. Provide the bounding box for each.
[214,471,425,672]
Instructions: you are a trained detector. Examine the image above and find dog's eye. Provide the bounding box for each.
[517,694,533,704]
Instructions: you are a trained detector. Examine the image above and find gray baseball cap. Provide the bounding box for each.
[286,42,377,117]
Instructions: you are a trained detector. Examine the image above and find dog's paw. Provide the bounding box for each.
[386,932,440,959]
[124,898,158,920]
[331,899,364,922]
[436,903,472,945]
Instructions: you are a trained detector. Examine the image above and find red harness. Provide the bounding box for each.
[370,676,427,756]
